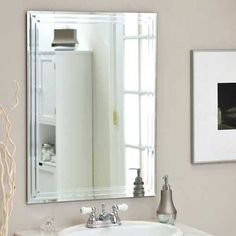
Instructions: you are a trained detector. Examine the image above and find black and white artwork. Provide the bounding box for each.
[192,50,236,163]
[218,83,236,130]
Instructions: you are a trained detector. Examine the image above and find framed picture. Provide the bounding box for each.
[191,50,236,163]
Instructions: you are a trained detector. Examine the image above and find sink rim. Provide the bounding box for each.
[59,220,184,236]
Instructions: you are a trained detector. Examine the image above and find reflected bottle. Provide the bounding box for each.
[133,168,145,197]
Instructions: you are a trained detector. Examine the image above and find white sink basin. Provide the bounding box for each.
[58,221,183,236]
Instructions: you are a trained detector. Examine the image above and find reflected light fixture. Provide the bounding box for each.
[51,29,78,48]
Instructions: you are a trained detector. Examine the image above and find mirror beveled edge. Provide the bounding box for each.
[26,11,158,204]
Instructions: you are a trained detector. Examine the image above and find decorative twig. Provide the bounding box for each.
[0,81,20,236]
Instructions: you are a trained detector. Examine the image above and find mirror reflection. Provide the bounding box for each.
[27,12,157,203]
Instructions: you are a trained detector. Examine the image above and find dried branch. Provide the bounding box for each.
[0,81,20,236]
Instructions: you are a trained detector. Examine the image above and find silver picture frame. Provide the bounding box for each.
[191,50,236,164]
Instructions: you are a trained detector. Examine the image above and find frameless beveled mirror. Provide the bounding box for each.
[27,11,157,203]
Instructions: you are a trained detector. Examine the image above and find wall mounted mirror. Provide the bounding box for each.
[27,11,157,203]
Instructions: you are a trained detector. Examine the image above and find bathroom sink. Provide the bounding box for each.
[58,221,183,236]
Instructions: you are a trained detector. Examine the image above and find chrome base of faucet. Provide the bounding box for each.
[87,220,121,228]
[82,203,128,229]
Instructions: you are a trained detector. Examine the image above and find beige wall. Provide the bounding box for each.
[0,0,236,235]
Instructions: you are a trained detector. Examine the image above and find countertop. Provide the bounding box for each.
[15,222,215,236]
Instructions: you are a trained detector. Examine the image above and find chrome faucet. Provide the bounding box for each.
[80,203,128,228]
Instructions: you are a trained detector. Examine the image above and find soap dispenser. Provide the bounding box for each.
[156,175,177,225]
[132,168,145,197]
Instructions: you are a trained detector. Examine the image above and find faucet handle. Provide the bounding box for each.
[111,204,128,225]
[80,206,95,214]
[112,203,128,212]
[117,203,128,211]
[80,207,97,228]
